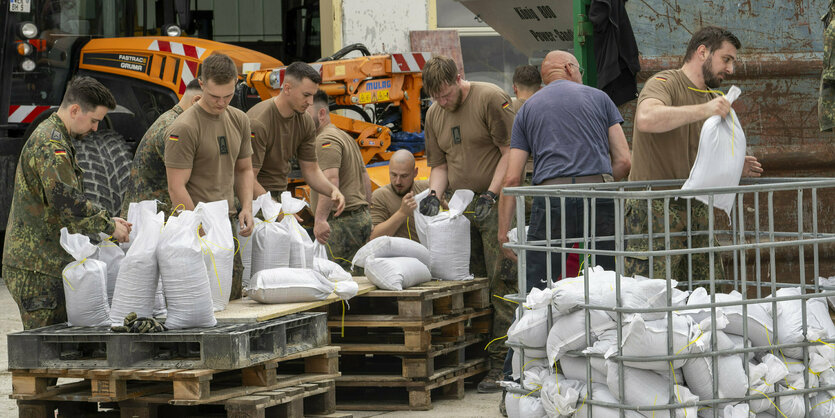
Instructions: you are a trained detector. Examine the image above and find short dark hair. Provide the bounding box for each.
[683,26,741,63]
[60,76,116,112]
[513,65,541,89]
[312,89,329,109]
[422,55,458,97]
[185,78,202,93]
[285,61,322,85]
[200,53,237,85]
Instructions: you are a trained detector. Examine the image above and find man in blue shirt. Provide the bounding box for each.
[497,50,632,292]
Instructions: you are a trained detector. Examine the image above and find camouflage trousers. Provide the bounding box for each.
[230,214,244,300]
[459,193,518,368]
[624,198,726,283]
[325,206,372,274]
[3,265,67,330]
[821,14,835,132]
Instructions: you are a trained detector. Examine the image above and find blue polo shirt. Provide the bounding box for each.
[511,79,623,185]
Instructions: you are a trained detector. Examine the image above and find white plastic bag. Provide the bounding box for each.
[681,85,746,217]
[238,196,263,289]
[60,228,110,326]
[773,287,835,358]
[351,236,430,269]
[748,354,789,413]
[110,209,164,325]
[199,200,235,311]
[682,330,748,399]
[683,288,774,350]
[251,192,291,276]
[280,191,316,268]
[364,256,432,291]
[414,189,474,281]
[540,376,583,418]
[158,209,216,329]
[93,232,124,305]
[610,314,717,370]
[248,268,335,303]
[546,309,615,363]
[510,348,549,380]
[121,200,157,251]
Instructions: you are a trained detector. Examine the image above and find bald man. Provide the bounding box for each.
[498,50,631,291]
[370,150,429,241]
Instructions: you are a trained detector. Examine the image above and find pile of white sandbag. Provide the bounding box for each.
[502,267,835,418]
[351,236,432,291]
[414,189,474,281]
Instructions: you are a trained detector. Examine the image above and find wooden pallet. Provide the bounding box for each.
[330,307,491,354]
[322,278,490,320]
[16,379,347,418]
[10,346,340,407]
[339,334,486,378]
[335,358,488,411]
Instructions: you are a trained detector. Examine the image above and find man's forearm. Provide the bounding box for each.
[488,152,510,194]
[370,211,407,240]
[315,195,333,222]
[236,169,254,213]
[302,163,338,196]
[636,102,710,133]
[169,186,195,211]
[428,164,449,197]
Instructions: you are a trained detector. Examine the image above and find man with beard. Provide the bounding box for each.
[369,149,428,242]
[247,61,345,212]
[420,55,517,393]
[625,26,763,281]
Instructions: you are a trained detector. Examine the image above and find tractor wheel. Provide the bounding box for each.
[75,129,132,216]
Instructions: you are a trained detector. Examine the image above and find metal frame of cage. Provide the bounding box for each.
[501,178,835,417]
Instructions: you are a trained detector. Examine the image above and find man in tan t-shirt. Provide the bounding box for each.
[626,26,763,282]
[420,55,518,393]
[370,149,428,242]
[247,62,345,212]
[306,90,372,271]
[165,53,254,300]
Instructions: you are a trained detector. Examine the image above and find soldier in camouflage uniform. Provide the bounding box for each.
[821,1,835,132]
[120,79,202,217]
[307,90,372,272]
[3,76,131,330]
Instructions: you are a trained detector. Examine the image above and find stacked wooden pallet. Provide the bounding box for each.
[7,313,347,418]
[323,278,493,411]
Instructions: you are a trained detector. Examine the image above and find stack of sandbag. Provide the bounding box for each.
[60,228,110,326]
[280,191,316,268]
[93,232,124,305]
[199,200,235,311]
[414,189,474,281]
[110,208,164,325]
[247,268,335,303]
[506,287,557,379]
[312,242,358,300]
[352,236,432,291]
[251,192,290,276]
[157,205,216,329]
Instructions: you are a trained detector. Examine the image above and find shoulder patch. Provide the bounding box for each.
[51,129,62,141]
[250,131,255,140]
[501,101,511,110]
[54,150,67,157]
[653,76,668,82]
[321,142,332,148]
[168,134,179,141]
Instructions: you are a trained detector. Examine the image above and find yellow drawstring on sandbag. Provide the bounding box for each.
[749,386,790,418]
[61,257,88,291]
[484,335,507,350]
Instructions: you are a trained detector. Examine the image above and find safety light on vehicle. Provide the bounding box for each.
[17,42,33,56]
[19,22,38,39]
[21,58,36,71]
[164,24,182,37]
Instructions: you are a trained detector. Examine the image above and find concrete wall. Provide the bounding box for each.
[337,0,432,54]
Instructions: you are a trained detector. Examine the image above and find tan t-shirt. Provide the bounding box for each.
[425,82,514,192]
[164,103,253,214]
[247,98,318,192]
[311,123,368,213]
[370,179,429,241]
[629,69,717,181]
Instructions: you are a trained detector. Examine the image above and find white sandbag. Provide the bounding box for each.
[248,268,334,303]
[364,256,432,291]
[773,375,807,418]
[238,196,262,289]
[559,355,607,384]
[351,236,430,269]
[684,288,774,350]
[152,277,166,317]
[121,200,157,252]
[748,354,789,413]
[158,209,216,329]
[199,200,235,312]
[811,390,835,418]
[280,191,316,268]
[93,232,124,305]
[682,330,749,399]
[681,85,746,217]
[773,287,835,358]
[540,375,582,418]
[574,383,644,418]
[507,291,560,349]
[333,279,359,300]
[611,313,720,370]
[511,348,549,380]
[110,209,164,325]
[818,276,835,310]
[251,192,291,276]
[414,189,474,281]
[606,360,698,418]
[504,382,522,418]
[313,242,328,260]
[546,309,616,364]
[720,404,751,418]
[552,267,687,320]
[60,228,110,327]
[313,257,352,282]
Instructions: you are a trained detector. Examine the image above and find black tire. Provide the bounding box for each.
[75,129,132,216]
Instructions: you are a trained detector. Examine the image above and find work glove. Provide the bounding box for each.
[419,190,441,216]
[474,191,498,222]
[111,311,166,333]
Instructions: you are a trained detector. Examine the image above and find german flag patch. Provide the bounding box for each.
[321,142,332,148]
[501,101,511,110]
[168,134,179,142]
[54,150,67,156]
[654,76,668,82]
[250,131,255,140]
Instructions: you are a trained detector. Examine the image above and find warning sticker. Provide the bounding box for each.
[82,53,151,74]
